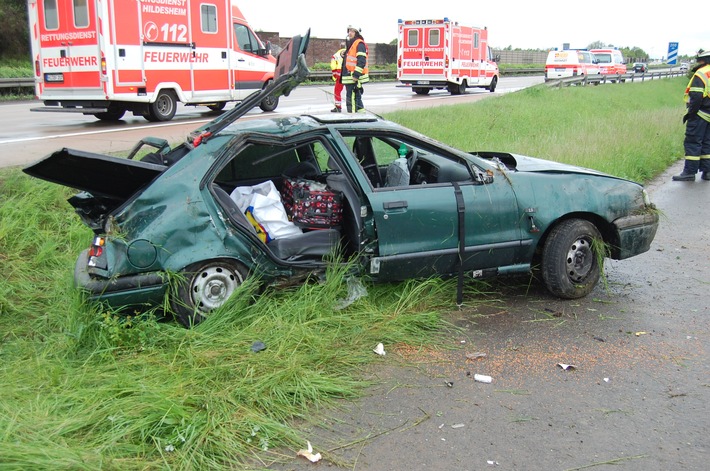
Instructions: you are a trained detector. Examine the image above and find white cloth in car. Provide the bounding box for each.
[230,181,302,241]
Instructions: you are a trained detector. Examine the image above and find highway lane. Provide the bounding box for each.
[0,76,543,168]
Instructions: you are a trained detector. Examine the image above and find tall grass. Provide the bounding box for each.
[0,78,686,469]
[385,78,686,183]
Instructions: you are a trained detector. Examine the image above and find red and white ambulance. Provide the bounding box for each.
[396,18,499,95]
[27,0,278,122]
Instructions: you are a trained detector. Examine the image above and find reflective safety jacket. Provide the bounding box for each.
[341,38,369,84]
[330,48,345,81]
[684,64,710,122]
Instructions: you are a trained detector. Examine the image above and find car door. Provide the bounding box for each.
[343,134,524,281]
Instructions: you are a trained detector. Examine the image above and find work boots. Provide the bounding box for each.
[672,172,696,181]
[672,159,700,181]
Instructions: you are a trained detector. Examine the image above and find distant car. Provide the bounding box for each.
[679,62,689,72]
[633,62,648,73]
[22,31,660,328]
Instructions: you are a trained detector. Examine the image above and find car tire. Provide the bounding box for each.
[171,259,248,327]
[541,219,602,299]
[146,90,177,122]
[412,87,430,95]
[487,76,498,93]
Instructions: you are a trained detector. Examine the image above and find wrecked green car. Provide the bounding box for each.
[23,31,659,327]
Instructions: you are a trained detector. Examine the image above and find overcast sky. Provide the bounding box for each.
[241,1,706,59]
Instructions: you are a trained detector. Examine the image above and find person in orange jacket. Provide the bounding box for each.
[330,42,346,112]
[341,26,369,112]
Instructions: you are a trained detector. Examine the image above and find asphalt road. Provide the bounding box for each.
[269,163,709,471]
[0,76,539,169]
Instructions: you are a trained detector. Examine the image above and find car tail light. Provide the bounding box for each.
[88,236,106,267]
[101,56,107,75]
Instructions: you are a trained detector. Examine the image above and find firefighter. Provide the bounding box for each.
[673,49,710,181]
[330,42,346,112]
[341,26,369,113]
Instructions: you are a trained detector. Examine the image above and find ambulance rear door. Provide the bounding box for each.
[33,0,102,94]
[399,20,446,83]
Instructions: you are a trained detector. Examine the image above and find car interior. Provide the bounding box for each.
[209,134,475,262]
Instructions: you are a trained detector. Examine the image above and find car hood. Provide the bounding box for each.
[475,151,619,179]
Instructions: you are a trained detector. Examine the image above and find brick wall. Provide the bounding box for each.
[258,32,395,67]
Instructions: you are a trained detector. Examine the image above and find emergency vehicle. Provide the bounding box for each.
[590,48,627,76]
[396,18,499,95]
[544,49,600,82]
[27,0,278,122]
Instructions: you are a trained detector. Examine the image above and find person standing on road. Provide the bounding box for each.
[330,42,346,112]
[673,49,710,181]
[341,26,369,113]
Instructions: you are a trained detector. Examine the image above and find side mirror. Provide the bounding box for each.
[256,41,272,57]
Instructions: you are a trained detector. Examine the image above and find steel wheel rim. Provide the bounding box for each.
[191,266,241,312]
[566,237,594,282]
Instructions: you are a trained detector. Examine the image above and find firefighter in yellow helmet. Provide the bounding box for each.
[330,41,346,112]
[341,26,369,112]
[673,49,710,181]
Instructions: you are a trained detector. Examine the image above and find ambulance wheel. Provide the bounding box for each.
[146,90,177,122]
[487,76,498,93]
[412,87,429,95]
[259,94,279,112]
[95,106,125,121]
[207,102,227,112]
[448,82,466,95]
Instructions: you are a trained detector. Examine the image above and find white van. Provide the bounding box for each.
[545,50,600,82]
[590,48,627,75]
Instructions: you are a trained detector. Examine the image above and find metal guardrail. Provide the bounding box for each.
[544,70,686,87]
[0,69,685,89]
[0,78,34,89]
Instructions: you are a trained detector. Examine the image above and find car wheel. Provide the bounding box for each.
[541,219,602,299]
[412,87,429,95]
[171,259,248,327]
[146,90,177,122]
[94,106,126,121]
[487,76,498,93]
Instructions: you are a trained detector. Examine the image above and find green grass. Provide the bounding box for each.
[0,78,687,469]
[384,78,685,184]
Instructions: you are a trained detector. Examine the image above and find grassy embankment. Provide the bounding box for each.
[0,78,685,469]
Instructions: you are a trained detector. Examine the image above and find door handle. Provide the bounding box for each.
[383,200,408,210]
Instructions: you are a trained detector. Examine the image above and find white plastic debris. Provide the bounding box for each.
[474,374,493,383]
[373,343,386,356]
[334,277,368,310]
[296,441,322,463]
[604,377,610,383]
[557,363,577,371]
[451,423,465,429]
[487,460,499,466]
[466,352,487,360]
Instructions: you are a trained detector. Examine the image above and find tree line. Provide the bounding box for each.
[0,0,30,60]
